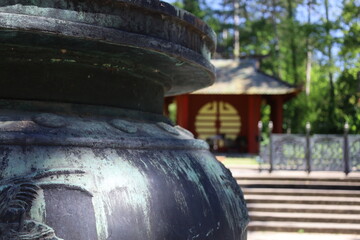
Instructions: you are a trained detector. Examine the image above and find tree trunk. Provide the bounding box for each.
[233,0,240,59]
[242,0,249,21]
[305,0,313,96]
[324,0,336,124]
[271,0,281,77]
[287,0,298,84]
[306,51,312,95]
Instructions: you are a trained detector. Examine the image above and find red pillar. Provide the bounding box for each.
[270,96,284,133]
[247,96,262,153]
[176,94,190,129]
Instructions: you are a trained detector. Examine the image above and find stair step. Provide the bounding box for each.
[247,203,360,214]
[230,169,360,181]
[248,221,360,234]
[242,188,360,197]
[238,180,360,190]
[245,195,360,205]
[246,232,360,240]
[235,176,360,183]
[232,170,360,234]
[249,212,360,223]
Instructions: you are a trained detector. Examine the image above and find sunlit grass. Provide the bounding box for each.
[218,156,259,166]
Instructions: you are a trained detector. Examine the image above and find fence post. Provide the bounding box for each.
[258,121,263,172]
[305,122,311,174]
[344,122,350,175]
[269,121,273,173]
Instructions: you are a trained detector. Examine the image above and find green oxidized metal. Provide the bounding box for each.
[0,1,249,239]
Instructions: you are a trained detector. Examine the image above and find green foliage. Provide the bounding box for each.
[172,0,205,18]
[305,64,338,133]
[335,68,360,133]
[260,104,271,145]
[184,0,206,18]
[341,0,360,65]
[240,19,274,55]
[168,102,177,124]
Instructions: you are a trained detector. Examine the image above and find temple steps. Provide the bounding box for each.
[246,203,360,214]
[248,221,360,234]
[245,194,360,205]
[233,170,360,234]
[249,212,360,224]
[235,175,360,183]
[243,188,360,197]
[237,179,360,190]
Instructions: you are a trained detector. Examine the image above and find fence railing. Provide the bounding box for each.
[258,121,360,174]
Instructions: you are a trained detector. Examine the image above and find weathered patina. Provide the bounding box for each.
[0,0,215,113]
[0,1,249,239]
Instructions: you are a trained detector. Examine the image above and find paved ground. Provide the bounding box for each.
[228,168,360,179]
[248,232,360,240]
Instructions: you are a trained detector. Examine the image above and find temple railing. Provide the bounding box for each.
[258,122,360,174]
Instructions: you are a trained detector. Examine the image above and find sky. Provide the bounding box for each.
[162,0,342,23]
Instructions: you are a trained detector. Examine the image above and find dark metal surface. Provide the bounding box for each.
[0,0,216,113]
[44,189,98,240]
[0,2,249,239]
[0,104,249,239]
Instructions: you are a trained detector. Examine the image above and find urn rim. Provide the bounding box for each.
[0,0,216,104]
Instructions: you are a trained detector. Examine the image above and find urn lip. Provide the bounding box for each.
[116,0,217,51]
[0,0,216,102]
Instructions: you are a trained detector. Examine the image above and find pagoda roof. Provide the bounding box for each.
[193,59,301,95]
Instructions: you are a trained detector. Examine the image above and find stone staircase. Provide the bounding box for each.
[232,170,360,234]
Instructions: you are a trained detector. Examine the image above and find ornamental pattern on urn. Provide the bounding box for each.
[0,169,87,240]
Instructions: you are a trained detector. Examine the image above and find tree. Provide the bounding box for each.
[335,68,360,133]
[305,0,318,95]
[286,0,299,84]
[341,0,360,65]
[183,0,205,18]
[323,0,336,131]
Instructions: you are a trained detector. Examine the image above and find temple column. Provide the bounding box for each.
[270,96,284,133]
[176,94,190,129]
[247,96,262,153]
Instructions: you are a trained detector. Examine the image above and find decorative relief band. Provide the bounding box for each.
[109,119,138,134]
[156,122,179,135]
[175,125,194,138]
[0,133,209,150]
[0,169,85,240]
[32,113,67,128]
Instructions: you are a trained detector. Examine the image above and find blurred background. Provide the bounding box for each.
[163,0,360,136]
[161,1,360,237]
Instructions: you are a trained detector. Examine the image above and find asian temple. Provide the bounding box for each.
[165,57,301,154]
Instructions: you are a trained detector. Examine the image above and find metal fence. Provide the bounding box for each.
[258,122,360,174]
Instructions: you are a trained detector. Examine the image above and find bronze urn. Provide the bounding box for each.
[0,0,249,239]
